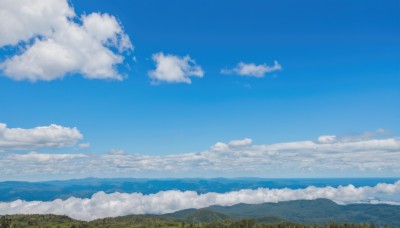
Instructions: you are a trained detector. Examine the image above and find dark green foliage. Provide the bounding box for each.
[0,215,393,228]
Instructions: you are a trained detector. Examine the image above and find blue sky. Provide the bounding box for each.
[0,0,399,179]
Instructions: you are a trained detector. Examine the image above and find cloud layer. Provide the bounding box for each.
[149,52,204,84]
[0,123,83,152]
[221,61,282,77]
[1,132,399,178]
[0,0,132,81]
[0,181,399,220]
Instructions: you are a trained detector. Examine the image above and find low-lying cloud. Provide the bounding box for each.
[0,181,399,221]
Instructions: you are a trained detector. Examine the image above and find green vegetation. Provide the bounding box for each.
[0,214,394,228]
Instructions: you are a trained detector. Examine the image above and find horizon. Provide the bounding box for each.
[2,176,400,183]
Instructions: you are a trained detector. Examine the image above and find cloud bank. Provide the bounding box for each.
[0,123,83,152]
[0,0,132,81]
[149,52,204,84]
[221,61,281,77]
[0,181,399,221]
[1,131,399,178]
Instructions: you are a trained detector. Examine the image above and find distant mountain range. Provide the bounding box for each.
[0,177,398,201]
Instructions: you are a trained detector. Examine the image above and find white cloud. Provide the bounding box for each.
[221,61,281,77]
[0,0,133,81]
[0,0,74,47]
[228,138,253,147]
[1,134,400,179]
[317,135,337,144]
[211,138,253,152]
[0,181,399,221]
[0,123,83,152]
[5,152,88,162]
[148,52,204,84]
[317,129,391,144]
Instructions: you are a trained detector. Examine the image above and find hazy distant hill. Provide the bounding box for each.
[0,178,397,201]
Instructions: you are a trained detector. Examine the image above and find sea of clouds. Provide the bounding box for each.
[0,181,399,221]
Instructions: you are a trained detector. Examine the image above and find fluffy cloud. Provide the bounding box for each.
[0,0,132,81]
[0,123,83,152]
[221,61,281,77]
[0,181,399,220]
[148,52,204,84]
[1,132,400,178]
[0,0,74,47]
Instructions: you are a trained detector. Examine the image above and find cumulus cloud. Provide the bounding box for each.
[148,52,204,84]
[0,123,83,152]
[0,0,133,81]
[221,61,281,77]
[0,181,399,220]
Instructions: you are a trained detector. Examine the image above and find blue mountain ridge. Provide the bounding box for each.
[0,178,398,202]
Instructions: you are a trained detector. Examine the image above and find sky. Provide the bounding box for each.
[0,0,399,180]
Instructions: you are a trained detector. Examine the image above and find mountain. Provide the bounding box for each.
[165,208,231,223]
[0,178,397,201]
[162,199,400,225]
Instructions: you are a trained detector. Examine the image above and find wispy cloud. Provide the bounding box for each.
[0,181,399,220]
[0,123,83,152]
[148,52,204,84]
[0,0,132,81]
[221,61,282,77]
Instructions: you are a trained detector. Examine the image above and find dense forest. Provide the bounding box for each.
[0,214,394,228]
